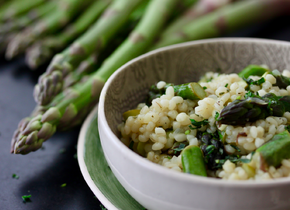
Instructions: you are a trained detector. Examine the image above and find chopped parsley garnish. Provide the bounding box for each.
[230,144,241,152]
[185,130,190,135]
[225,83,228,87]
[100,204,107,210]
[203,86,207,90]
[205,145,215,155]
[244,77,265,86]
[12,174,19,179]
[22,195,31,203]
[236,95,241,100]
[60,183,67,188]
[285,125,290,132]
[173,143,186,154]
[214,112,219,120]
[189,119,209,129]
[129,141,134,150]
[244,91,258,99]
[59,148,66,154]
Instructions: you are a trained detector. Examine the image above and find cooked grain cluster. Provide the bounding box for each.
[118,66,290,181]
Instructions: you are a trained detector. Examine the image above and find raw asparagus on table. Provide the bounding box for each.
[0,1,56,35]
[161,0,231,38]
[33,0,144,106]
[0,0,45,22]
[151,0,290,50]
[11,0,179,154]
[25,0,112,69]
[6,0,92,59]
[217,93,290,126]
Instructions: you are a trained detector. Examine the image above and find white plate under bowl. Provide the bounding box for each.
[77,105,145,210]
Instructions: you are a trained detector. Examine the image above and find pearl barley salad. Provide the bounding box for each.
[118,65,290,181]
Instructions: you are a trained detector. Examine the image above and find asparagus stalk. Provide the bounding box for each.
[12,0,179,154]
[63,9,147,89]
[0,1,56,36]
[6,0,92,59]
[25,0,112,69]
[0,0,45,22]
[33,0,144,106]
[161,0,231,38]
[181,145,207,177]
[272,69,290,89]
[218,93,290,126]
[244,130,290,172]
[151,0,290,50]
[147,82,206,105]
[238,65,270,79]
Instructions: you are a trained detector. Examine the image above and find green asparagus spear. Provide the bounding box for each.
[151,0,290,50]
[0,1,56,35]
[218,93,290,126]
[0,0,45,22]
[11,0,179,154]
[161,0,231,38]
[25,0,112,69]
[181,145,207,177]
[33,0,144,106]
[238,65,270,79]
[271,69,290,89]
[147,82,206,105]
[6,0,92,59]
[247,131,290,172]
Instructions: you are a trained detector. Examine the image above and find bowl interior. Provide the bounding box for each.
[104,38,290,137]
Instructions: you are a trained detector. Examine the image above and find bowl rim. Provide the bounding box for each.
[98,37,290,188]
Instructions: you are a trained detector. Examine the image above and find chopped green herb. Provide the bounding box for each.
[230,144,241,152]
[59,148,66,154]
[285,125,290,133]
[22,195,31,203]
[189,119,209,129]
[12,174,19,179]
[185,130,190,135]
[236,95,241,100]
[100,204,107,210]
[128,141,134,150]
[203,86,207,90]
[244,77,265,86]
[60,183,67,188]
[214,112,219,120]
[225,83,228,87]
[166,156,172,159]
[173,143,186,154]
[205,145,215,155]
[244,91,257,99]
[219,92,225,95]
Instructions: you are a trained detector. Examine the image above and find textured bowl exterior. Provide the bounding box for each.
[98,38,290,210]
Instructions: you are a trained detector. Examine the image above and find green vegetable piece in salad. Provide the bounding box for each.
[181,145,207,177]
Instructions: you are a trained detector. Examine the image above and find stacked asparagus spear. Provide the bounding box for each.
[7,0,290,154]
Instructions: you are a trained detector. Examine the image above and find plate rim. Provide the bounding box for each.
[77,104,118,210]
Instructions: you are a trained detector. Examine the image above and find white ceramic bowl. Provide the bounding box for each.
[98,38,290,210]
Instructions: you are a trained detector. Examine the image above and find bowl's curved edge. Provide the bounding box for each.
[99,37,290,188]
[77,104,118,210]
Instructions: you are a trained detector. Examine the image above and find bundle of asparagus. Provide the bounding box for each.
[9,0,290,155]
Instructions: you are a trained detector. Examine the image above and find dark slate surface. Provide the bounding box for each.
[1,15,290,210]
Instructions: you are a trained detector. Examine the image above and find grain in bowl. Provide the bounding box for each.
[118,64,290,181]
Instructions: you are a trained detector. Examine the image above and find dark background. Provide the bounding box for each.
[1,15,290,210]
